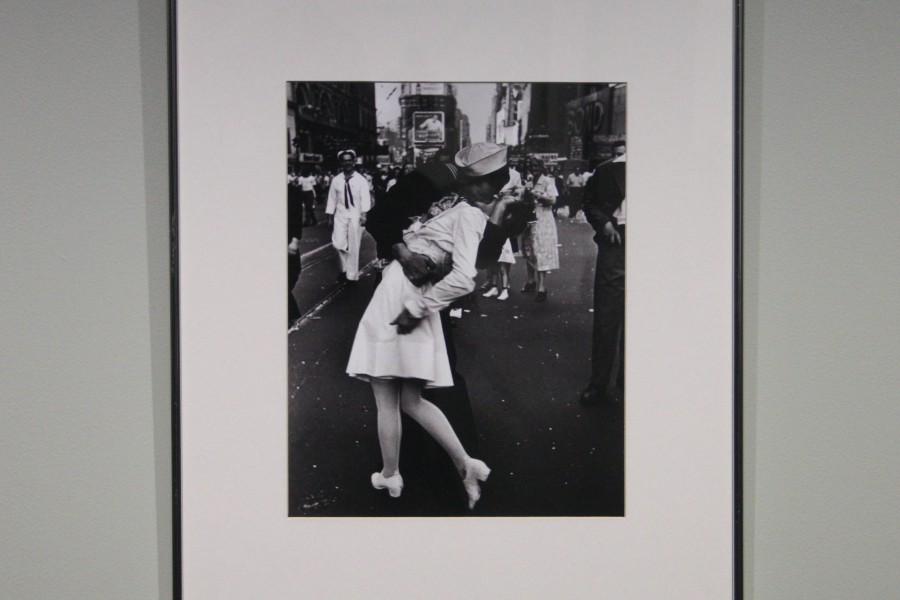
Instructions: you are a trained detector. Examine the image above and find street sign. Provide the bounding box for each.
[530,152,559,165]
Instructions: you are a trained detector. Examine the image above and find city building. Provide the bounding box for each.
[520,83,579,166]
[376,118,405,164]
[492,82,530,148]
[398,83,459,165]
[563,83,627,165]
[493,82,628,170]
[456,109,471,150]
[286,82,378,170]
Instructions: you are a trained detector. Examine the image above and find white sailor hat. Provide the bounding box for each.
[337,149,357,161]
[454,143,508,177]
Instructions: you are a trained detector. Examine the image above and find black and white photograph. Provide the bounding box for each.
[174,3,737,596]
[287,82,627,517]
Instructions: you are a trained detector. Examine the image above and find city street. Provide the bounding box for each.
[288,217,624,517]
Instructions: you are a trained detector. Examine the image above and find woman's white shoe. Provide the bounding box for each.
[497,288,509,301]
[462,458,491,509]
[482,287,499,298]
[371,472,403,498]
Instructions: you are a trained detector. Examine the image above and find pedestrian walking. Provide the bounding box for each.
[385,167,400,193]
[481,240,515,301]
[482,166,524,301]
[288,169,303,326]
[326,149,371,282]
[318,171,331,205]
[580,141,627,404]
[521,162,560,302]
[297,169,318,226]
[566,167,586,219]
[507,162,525,256]
[347,143,523,509]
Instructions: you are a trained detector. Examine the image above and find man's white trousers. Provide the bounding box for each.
[331,214,363,280]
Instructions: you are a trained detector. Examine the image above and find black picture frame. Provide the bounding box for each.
[169,2,744,597]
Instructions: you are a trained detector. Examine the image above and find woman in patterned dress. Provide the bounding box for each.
[521,163,560,302]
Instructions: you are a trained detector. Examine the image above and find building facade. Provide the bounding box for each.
[491,82,530,148]
[398,83,459,165]
[286,82,378,170]
[564,83,626,164]
[498,82,627,169]
[456,109,471,150]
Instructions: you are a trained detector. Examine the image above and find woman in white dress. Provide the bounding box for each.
[346,143,516,509]
[481,166,524,301]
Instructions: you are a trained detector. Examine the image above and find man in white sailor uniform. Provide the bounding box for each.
[326,149,371,282]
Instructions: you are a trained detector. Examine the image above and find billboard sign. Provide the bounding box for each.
[413,111,445,144]
[566,89,610,137]
[569,136,583,159]
[416,83,447,95]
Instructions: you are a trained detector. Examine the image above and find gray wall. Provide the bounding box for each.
[742,2,900,598]
[1,1,170,598]
[1,1,897,598]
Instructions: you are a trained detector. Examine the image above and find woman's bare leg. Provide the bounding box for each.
[400,380,491,508]
[370,378,401,477]
[499,263,510,289]
[399,379,467,473]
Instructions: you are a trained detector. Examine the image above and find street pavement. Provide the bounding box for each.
[288,216,624,517]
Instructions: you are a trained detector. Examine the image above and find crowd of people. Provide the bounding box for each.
[288,159,598,232]
[289,140,627,510]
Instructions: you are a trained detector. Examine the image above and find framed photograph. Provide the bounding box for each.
[173,1,741,598]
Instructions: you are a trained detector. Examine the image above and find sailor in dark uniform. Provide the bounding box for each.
[580,141,627,404]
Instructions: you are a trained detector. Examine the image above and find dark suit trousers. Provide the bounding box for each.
[288,253,302,324]
[300,191,317,225]
[591,228,625,390]
[568,187,584,215]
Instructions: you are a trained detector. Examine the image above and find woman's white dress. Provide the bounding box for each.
[498,239,515,265]
[346,199,487,388]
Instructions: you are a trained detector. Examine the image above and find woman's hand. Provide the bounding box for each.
[390,308,422,334]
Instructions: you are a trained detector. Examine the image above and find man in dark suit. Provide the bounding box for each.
[580,141,626,404]
[288,168,304,326]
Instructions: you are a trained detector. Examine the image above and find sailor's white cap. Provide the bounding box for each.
[454,143,508,177]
